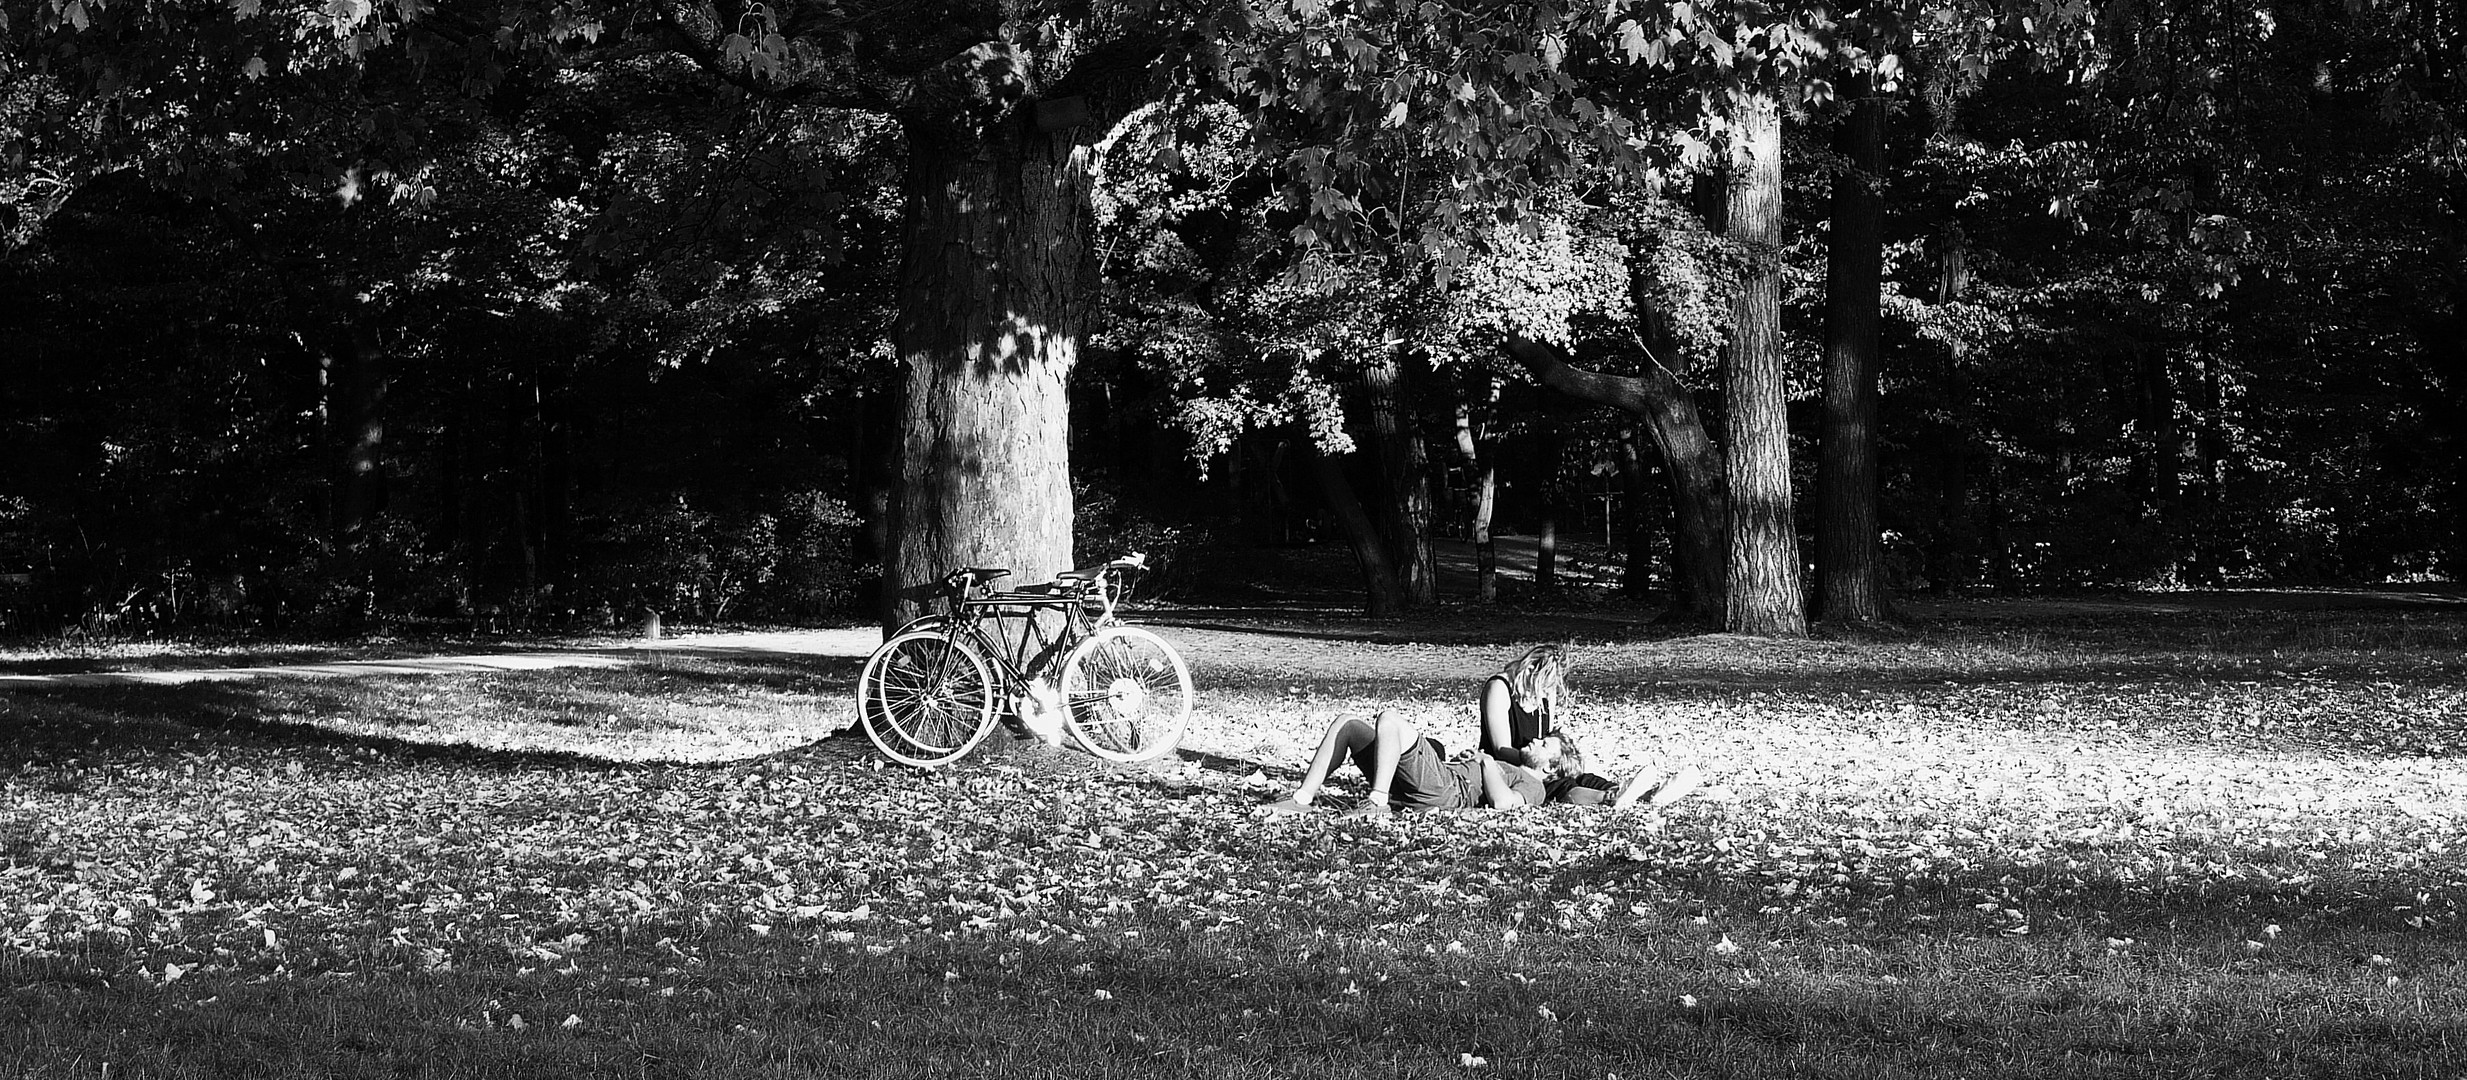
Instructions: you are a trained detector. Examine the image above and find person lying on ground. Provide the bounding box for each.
[1481,644,1704,810]
[1257,709,1584,816]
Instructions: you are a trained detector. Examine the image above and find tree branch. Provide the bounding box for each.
[1500,333,1690,416]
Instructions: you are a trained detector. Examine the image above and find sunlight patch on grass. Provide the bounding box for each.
[3,610,2464,1076]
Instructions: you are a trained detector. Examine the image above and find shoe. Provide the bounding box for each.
[1256,798,1318,816]
[1650,765,1703,807]
[1341,800,1393,818]
[1611,770,1659,811]
[1614,765,1705,810]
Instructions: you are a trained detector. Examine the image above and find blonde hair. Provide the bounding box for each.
[1529,733,1588,781]
[1500,644,1569,718]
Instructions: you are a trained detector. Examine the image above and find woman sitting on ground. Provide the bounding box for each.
[1483,644,1702,809]
[1259,710,1584,816]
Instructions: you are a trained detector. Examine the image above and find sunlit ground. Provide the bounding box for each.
[2,604,2463,1077]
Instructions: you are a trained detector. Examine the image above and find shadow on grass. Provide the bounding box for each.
[0,650,868,772]
[1147,608,1670,647]
[5,898,2461,1080]
[1548,822,2467,949]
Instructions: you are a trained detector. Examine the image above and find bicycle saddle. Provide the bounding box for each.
[1056,552,1147,582]
[943,567,1012,592]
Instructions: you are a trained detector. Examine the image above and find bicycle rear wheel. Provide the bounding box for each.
[1057,626,1193,763]
[857,631,1000,767]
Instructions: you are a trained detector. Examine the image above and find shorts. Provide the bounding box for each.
[1353,736,1481,810]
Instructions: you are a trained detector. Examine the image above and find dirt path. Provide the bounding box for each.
[3,578,2456,692]
[0,629,881,688]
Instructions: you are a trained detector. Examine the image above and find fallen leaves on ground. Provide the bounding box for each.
[0,607,2462,1076]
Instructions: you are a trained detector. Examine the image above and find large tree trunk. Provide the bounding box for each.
[1722,94,1807,636]
[883,112,1095,629]
[1309,444,1406,617]
[1816,86,1889,626]
[1501,335,1727,623]
[1361,345,1435,606]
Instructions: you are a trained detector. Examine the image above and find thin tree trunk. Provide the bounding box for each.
[1309,446,1406,617]
[1454,394,1500,604]
[884,112,1094,629]
[1535,424,1561,590]
[331,320,388,541]
[1501,335,1726,623]
[1930,417,1967,594]
[536,361,573,602]
[1816,85,1889,626]
[1615,430,1656,598]
[2136,345,2180,575]
[1987,454,2014,591]
[1361,345,1435,606]
[1473,462,1498,602]
[852,375,895,575]
[1722,93,1808,636]
[2196,343,2228,585]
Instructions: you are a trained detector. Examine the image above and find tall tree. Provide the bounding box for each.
[1359,342,1437,606]
[1719,92,1806,635]
[1815,80,1889,625]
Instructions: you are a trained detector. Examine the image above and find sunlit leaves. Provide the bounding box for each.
[5,611,2465,1074]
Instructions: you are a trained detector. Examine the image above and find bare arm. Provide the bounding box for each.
[1479,677,1525,765]
[1477,758,1531,810]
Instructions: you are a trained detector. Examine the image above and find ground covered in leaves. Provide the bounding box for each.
[3,596,2465,1077]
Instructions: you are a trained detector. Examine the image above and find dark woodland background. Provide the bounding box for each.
[2,0,2459,637]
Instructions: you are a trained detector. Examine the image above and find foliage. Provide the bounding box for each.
[1863,0,2463,588]
[0,27,898,634]
[565,490,866,624]
[1072,480,1208,599]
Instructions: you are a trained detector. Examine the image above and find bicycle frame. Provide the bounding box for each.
[923,560,1132,697]
[946,592,1092,693]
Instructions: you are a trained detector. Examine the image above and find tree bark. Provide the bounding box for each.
[1816,86,1889,626]
[884,111,1095,629]
[1615,430,1657,598]
[1454,394,1499,603]
[1500,335,1727,622]
[1309,445,1406,617]
[1535,423,1561,590]
[1361,344,1435,606]
[2135,345,2179,526]
[1722,94,1808,636]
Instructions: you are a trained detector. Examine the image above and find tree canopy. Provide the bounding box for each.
[0,0,2456,636]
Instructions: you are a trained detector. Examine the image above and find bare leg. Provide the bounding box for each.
[1361,710,1421,807]
[1286,716,1377,807]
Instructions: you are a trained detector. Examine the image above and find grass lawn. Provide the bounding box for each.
[2,600,2465,1077]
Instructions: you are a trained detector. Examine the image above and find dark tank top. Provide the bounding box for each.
[1479,674,1553,754]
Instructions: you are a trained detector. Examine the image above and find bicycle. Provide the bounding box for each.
[854,552,1194,768]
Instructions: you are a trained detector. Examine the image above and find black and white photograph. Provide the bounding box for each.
[2,0,2463,1075]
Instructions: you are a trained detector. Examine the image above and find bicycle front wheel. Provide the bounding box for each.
[857,631,1000,768]
[1057,626,1193,763]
